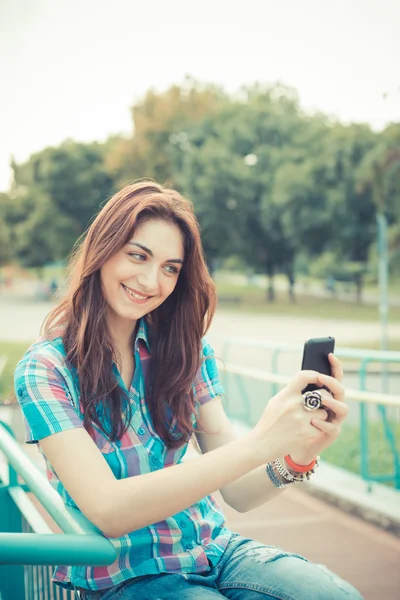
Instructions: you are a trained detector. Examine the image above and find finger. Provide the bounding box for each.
[318,393,349,424]
[328,353,343,382]
[311,418,341,437]
[316,374,345,401]
[307,406,329,421]
[289,370,324,395]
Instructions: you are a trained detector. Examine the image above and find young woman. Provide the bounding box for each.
[14,181,363,599]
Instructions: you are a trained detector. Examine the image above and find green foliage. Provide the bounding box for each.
[0,341,31,400]
[0,211,11,267]
[322,418,400,487]
[1,78,399,291]
[8,140,115,268]
[108,77,229,188]
[356,123,400,276]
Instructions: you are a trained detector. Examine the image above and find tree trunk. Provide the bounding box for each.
[265,262,275,302]
[355,276,363,304]
[286,270,296,304]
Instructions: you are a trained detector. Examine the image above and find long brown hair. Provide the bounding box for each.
[42,180,217,448]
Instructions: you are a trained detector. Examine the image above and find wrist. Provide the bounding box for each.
[242,430,276,468]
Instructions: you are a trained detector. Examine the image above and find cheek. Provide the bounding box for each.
[100,269,113,303]
[161,278,179,298]
[101,261,123,296]
[105,260,129,284]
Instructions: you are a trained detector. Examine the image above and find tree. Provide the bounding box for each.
[356,123,400,284]
[13,192,77,272]
[277,122,377,303]
[0,217,11,268]
[0,193,15,267]
[106,77,228,188]
[10,140,115,269]
[178,138,254,271]
[184,83,319,301]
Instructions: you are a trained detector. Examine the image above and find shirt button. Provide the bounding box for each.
[151,456,159,464]
[180,522,186,528]
[184,542,194,550]
[138,428,145,435]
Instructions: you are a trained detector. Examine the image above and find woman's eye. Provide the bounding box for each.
[128,252,146,261]
[164,265,179,274]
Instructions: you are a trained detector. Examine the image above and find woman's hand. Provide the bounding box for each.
[245,353,348,466]
[290,353,348,465]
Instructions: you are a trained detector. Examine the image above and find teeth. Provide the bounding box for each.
[123,285,148,300]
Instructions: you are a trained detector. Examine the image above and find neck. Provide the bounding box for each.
[107,310,138,356]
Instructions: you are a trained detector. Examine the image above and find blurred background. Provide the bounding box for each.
[0,2,400,597]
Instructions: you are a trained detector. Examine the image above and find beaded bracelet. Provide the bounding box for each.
[274,458,305,482]
[266,456,320,488]
[265,462,293,488]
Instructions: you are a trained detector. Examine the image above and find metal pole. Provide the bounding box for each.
[376,212,389,393]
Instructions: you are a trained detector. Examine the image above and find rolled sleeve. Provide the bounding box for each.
[193,339,224,407]
[14,355,84,444]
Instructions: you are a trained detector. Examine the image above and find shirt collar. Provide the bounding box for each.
[134,317,150,352]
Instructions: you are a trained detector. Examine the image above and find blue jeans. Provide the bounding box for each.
[76,532,364,600]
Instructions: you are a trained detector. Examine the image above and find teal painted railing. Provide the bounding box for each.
[0,421,116,600]
[221,339,400,489]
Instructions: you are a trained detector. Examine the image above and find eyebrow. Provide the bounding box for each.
[128,242,184,264]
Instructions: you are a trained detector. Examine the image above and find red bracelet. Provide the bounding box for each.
[284,454,317,473]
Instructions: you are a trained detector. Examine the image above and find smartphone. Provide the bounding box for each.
[301,336,335,394]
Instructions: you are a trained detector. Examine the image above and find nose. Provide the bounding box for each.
[135,263,159,293]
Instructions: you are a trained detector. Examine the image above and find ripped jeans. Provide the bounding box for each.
[77,532,364,600]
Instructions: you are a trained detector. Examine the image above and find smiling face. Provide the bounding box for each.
[100,218,185,336]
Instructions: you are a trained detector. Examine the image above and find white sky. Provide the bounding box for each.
[1,0,399,191]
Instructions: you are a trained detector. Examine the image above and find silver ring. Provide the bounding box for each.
[303,390,322,411]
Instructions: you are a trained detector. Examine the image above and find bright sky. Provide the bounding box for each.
[1,0,399,191]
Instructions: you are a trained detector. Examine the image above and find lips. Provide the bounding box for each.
[122,284,150,300]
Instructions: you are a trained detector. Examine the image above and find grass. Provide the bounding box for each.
[322,420,400,487]
[0,341,32,401]
[216,281,400,322]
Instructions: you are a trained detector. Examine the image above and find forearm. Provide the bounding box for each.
[100,436,264,538]
[220,455,313,513]
[220,463,287,512]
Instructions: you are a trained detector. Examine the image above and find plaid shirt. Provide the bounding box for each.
[14,319,231,591]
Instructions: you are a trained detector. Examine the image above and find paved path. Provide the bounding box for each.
[209,310,400,348]
[222,487,400,600]
[2,296,400,346]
